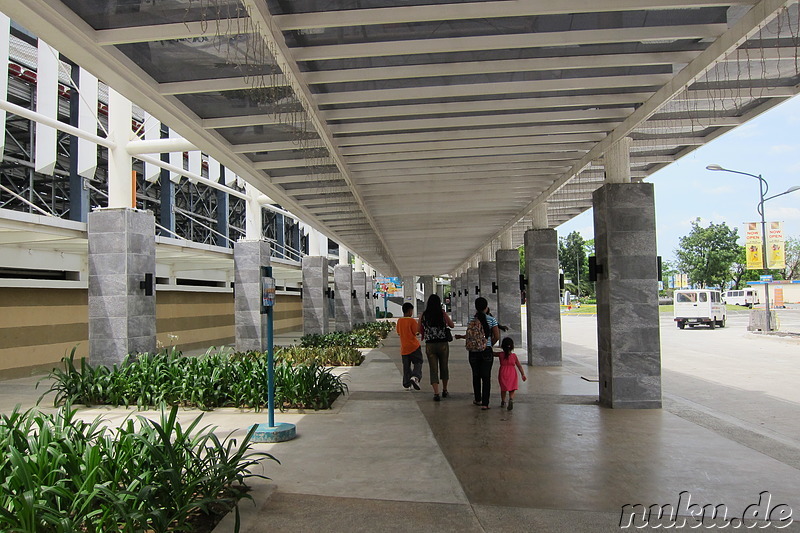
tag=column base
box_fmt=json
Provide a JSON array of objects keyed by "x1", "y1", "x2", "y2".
[{"x1": 250, "y1": 422, "x2": 297, "y2": 443}]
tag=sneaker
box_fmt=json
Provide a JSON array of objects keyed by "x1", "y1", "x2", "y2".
[
  {"x1": 500, "y1": 401, "x2": 505, "y2": 408},
  {"x1": 410, "y1": 377, "x2": 420, "y2": 390},
  {"x1": 507, "y1": 399, "x2": 514, "y2": 411},
  {"x1": 433, "y1": 394, "x2": 441, "y2": 402},
  {"x1": 441, "y1": 390, "x2": 449, "y2": 398}
]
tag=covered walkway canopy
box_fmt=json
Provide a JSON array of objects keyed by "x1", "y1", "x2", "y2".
[{"x1": 7, "y1": 0, "x2": 800, "y2": 276}]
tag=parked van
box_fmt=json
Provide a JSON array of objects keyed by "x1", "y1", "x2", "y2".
[
  {"x1": 673, "y1": 289, "x2": 727, "y2": 329},
  {"x1": 722, "y1": 288, "x2": 759, "y2": 308}
]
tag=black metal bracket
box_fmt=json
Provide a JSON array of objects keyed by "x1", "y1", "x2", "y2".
[
  {"x1": 139, "y1": 273, "x2": 154, "y2": 296},
  {"x1": 588, "y1": 256, "x2": 603, "y2": 282},
  {"x1": 475, "y1": 285, "x2": 480, "y2": 295},
  {"x1": 491, "y1": 281, "x2": 498, "y2": 293},
  {"x1": 519, "y1": 274, "x2": 527, "y2": 292}
]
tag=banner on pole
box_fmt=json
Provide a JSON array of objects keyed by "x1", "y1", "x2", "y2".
[
  {"x1": 744, "y1": 222, "x2": 762, "y2": 270},
  {"x1": 767, "y1": 221, "x2": 785, "y2": 270}
]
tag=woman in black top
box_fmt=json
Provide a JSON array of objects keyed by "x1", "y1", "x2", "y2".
[{"x1": 418, "y1": 294, "x2": 455, "y2": 402}]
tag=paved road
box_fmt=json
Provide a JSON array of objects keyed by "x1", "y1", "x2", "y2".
[{"x1": 559, "y1": 311, "x2": 800, "y2": 452}]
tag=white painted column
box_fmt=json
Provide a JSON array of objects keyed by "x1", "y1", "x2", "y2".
[
  {"x1": 354, "y1": 256, "x2": 364, "y2": 272},
  {"x1": 604, "y1": 137, "x2": 633, "y2": 184},
  {"x1": 307, "y1": 227, "x2": 320, "y2": 256},
  {"x1": 245, "y1": 184, "x2": 262, "y2": 240},
  {"x1": 501, "y1": 229, "x2": 513, "y2": 250},
  {"x1": 531, "y1": 203, "x2": 549, "y2": 230},
  {"x1": 107, "y1": 89, "x2": 133, "y2": 208},
  {"x1": 339, "y1": 245, "x2": 349, "y2": 265}
]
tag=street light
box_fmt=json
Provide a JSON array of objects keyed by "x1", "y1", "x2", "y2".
[{"x1": 706, "y1": 165, "x2": 800, "y2": 331}]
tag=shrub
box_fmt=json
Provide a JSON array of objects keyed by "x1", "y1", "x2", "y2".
[
  {"x1": 42, "y1": 348, "x2": 348, "y2": 412},
  {"x1": 299, "y1": 322, "x2": 392, "y2": 349},
  {"x1": 274, "y1": 345, "x2": 363, "y2": 366},
  {"x1": 0, "y1": 405, "x2": 274, "y2": 532}
]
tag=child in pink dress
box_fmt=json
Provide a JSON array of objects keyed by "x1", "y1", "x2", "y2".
[{"x1": 495, "y1": 337, "x2": 526, "y2": 411}]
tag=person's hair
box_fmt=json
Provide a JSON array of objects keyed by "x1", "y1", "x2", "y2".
[
  {"x1": 402, "y1": 302, "x2": 414, "y2": 315},
  {"x1": 474, "y1": 297, "x2": 490, "y2": 340},
  {"x1": 422, "y1": 294, "x2": 445, "y2": 327},
  {"x1": 500, "y1": 337, "x2": 514, "y2": 359}
]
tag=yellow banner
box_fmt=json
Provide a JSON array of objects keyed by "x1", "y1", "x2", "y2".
[
  {"x1": 767, "y1": 221, "x2": 785, "y2": 270},
  {"x1": 745, "y1": 222, "x2": 762, "y2": 270}
]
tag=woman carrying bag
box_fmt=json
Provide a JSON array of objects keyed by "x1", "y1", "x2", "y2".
[
  {"x1": 418, "y1": 294, "x2": 455, "y2": 402},
  {"x1": 465, "y1": 297, "x2": 501, "y2": 410}
]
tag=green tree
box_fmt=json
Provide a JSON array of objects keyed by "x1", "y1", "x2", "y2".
[
  {"x1": 675, "y1": 218, "x2": 740, "y2": 288},
  {"x1": 559, "y1": 232, "x2": 593, "y2": 297},
  {"x1": 784, "y1": 237, "x2": 800, "y2": 280}
]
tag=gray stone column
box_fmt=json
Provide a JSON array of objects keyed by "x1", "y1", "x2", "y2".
[
  {"x1": 525, "y1": 229, "x2": 562, "y2": 366},
  {"x1": 302, "y1": 255, "x2": 329, "y2": 335},
  {"x1": 452, "y1": 276, "x2": 461, "y2": 323},
  {"x1": 402, "y1": 276, "x2": 417, "y2": 310},
  {"x1": 460, "y1": 272, "x2": 469, "y2": 323},
  {"x1": 366, "y1": 275, "x2": 376, "y2": 322},
  {"x1": 334, "y1": 265, "x2": 354, "y2": 331},
  {"x1": 420, "y1": 275, "x2": 435, "y2": 306},
  {"x1": 234, "y1": 240, "x2": 271, "y2": 352},
  {"x1": 496, "y1": 249, "x2": 521, "y2": 347},
  {"x1": 466, "y1": 267, "x2": 479, "y2": 319},
  {"x1": 352, "y1": 270, "x2": 367, "y2": 325},
  {"x1": 593, "y1": 182, "x2": 661, "y2": 409},
  {"x1": 88, "y1": 208, "x2": 156, "y2": 366},
  {"x1": 479, "y1": 261, "x2": 498, "y2": 318}
]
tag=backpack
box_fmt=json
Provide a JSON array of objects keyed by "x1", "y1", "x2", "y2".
[{"x1": 465, "y1": 318, "x2": 487, "y2": 351}]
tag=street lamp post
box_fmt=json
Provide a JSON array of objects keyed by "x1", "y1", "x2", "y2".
[{"x1": 706, "y1": 165, "x2": 800, "y2": 332}]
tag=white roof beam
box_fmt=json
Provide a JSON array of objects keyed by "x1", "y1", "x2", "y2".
[
  {"x1": 345, "y1": 143, "x2": 595, "y2": 165},
  {"x1": 283, "y1": 186, "x2": 352, "y2": 195},
  {"x1": 158, "y1": 77, "x2": 260, "y2": 96},
  {"x1": 294, "y1": 25, "x2": 727, "y2": 62},
  {"x1": 253, "y1": 159, "x2": 328, "y2": 170},
  {"x1": 353, "y1": 162, "x2": 573, "y2": 178},
  {"x1": 275, "y1": 0, "x2": 755, "y2": 30},
  {"x1": 354, "y1": 168, "x2": 568, "y2": 185},
  {"x1": 316, "y1": 74, "x2": 673, "y2": 106},
  {"x1": 350, "y1": 153, "x2": 583, "y2": 172},
  {"x1": 331, "y1": 108, "x2": 632, "y2": 135},
  {"x1": 95, "y1": 19, "x2": 240, "y2": 45},
  {"x1": 341, "y1": 132, "x2": 608, "y2": 156},
  {"x1": 336, "y1": 122, "x2": 621, "y2": 147},
  {"x1": 307, "y1": 52, "x2": 701, "y2": 85},
  {"x1": 231, "y1": 139, "x2": 325, "y2": 153},
  {"x1": 324, "y1": 93, "x2": 652, "y2": 121}
]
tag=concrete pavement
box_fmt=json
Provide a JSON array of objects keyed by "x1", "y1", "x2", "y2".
[{"x1": 2, "y1": 316, "x2": 800, "y2": 532}]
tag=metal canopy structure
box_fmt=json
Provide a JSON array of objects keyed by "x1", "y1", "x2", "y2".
[{"x1": 7, "y1": 0, "x2": 800, "y2": 276}]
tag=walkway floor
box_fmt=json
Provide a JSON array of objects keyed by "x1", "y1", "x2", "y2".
[{"x1": 4, "y1": 316, "x2": 800, "y2": 532}]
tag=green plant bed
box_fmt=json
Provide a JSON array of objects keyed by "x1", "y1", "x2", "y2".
[
  {"x1": 299, "y1": 322, "x2": 394, "y2": 349},
  {"x1": 274, "y1": 345, "x2": 364, "y2": 366},
  {"x1": 42, "y1": 348, "x2": 348, "y2": 412},
  {"x1": 0, "y1": 405, "x2": 273, "y2": 533}
]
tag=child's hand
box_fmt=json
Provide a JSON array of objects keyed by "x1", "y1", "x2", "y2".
[{"x1": 522, "y1": 375, "x2": 527, "y2": 381}]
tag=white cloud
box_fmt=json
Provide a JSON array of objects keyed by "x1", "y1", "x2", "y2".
[
  {"x1": 731, "y1": 123, "x2": 761, "y2": 139},
  {"x1": 769, "y1": 144, "x2": 799, "y2": 154},
  {"x1": 768, "y1": 206, "x2": 800, "y2": 221}
]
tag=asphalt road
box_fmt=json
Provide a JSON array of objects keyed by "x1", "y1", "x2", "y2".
[{"x1": 559, "y1": 309, "x2": 800, "y2": 448}]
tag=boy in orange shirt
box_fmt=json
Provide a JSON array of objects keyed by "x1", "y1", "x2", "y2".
[{"x1": 396, "y1": 302, "x2": 422, "y2": 390}]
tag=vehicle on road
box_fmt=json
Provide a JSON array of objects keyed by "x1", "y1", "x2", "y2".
[
  {"x1": 722, "y1": 289, "x2": 759, "y2": 308},
  {"x1": 674, "y1": 289, "x2": 727, "y2": 329}
]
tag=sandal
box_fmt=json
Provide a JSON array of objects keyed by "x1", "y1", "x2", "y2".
[
  {"x1": 481, "y1": 406, "x2": 490, "y2": 410},
  {"x1": 473, "y1": 401, "x2": 481, "y2": 406}
]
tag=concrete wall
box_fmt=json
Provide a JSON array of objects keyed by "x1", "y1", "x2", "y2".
[{"x1": 0, "y1": 287, "x2": 302, "y2": 376}]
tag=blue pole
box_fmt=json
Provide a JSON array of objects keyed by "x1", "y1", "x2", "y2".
[{"x1": 267, "y1": 269, "x2": 275, "y2": 428}]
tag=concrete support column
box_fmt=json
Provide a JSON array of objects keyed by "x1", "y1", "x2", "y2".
[
  {"x1": 496, "y1": 249, "x2": 521, "y2": 347},
  {"x1": 525, "y1": 228, "x2": 562, "y2": 366},
  {"x1": 107, "y1": 89, "x2": 133, "y2": 208},
  {"x1": 335, "y1": 265, "x2": 354, "y2": 331},
  {"x1": 420, "y1": 275, "x2": 435, "y2": 306},
  {"x1": 479, "y1": 261, "x2": 497, "y2": 317},
  {"x1": 604, "y1": 137, "x2": 633, "y2": 184},
  {"x1": 302, "y1": 255, "x2": 329, "y2": 335},
  {"x1": 466, "y1": 267, "x2": 479, "y2": 319},
  {"x1": 352, "y1": 270, "x2": 367, "y2": 325},
  {"x1": 366, "y1": 275, "x2": 376, "y2": 322},
  {"x1": 339, "y1": 245, "x2": 349, "y2": 265},
  {"x1": 88, "y1": 208, "x2": 156, "y2": 366},
  {"x1": 234, "y1": 240, "x2": 270, "y2": 352},
  {"x1": 450, "y1": 274, "x2": 463, "y2": 322},
  {"x1": 244, "y1": 185, "x2": 262, "y2": 241},
  {"x1": 460, "y1": 272, "x2": 469, "y2": 322},
  {"x1": 593, "y1": 182, "x2": 661, "y2": 408}
]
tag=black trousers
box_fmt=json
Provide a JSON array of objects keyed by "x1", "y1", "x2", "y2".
[{"x1": 468, "y1": 348, "x2": 494, "y2": 406}]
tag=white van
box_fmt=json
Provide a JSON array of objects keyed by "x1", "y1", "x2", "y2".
[
  {"x1": 673, "y1": 289, "x2": 727, "y2": 329},
  {"x1": 722, "y1": 288, "x2": 759, "y2": 308}
]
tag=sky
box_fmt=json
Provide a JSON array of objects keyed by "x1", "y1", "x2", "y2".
[{"x1": 556, "y1": 95, "x2": 800, "y2": 263}]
